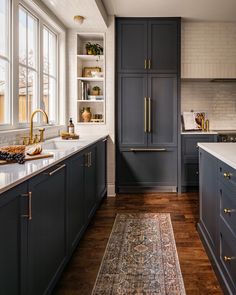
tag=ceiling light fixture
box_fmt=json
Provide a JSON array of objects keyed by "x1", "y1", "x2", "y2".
[{"x1": 73, "y1": 15, "x2": 85, "y2": 25}]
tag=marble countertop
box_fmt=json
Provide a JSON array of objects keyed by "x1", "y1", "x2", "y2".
[
  {"x1": 0, "y1": 134, "x2": 108, "y2": 194},
  {"x1": 198, "y1": 142, "x2": 236, "y2": 169},
  {"x1": 181, "y1": 131, "x2": 218, "y2": 135}
]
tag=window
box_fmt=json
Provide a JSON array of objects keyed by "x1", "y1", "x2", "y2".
[
  {"x1": 19, "y1": 6, "x2": 38, "y2": 123},
  {"x1": 0, "y1": 0, "x2": 10, "y2": 125},
  {"x1": 43, "y1": 26, "x2": 57, "y2": 123}
]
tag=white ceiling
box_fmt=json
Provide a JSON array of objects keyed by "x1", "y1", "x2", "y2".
[{"x1": 43, "y1": 0, "x2": 236, "y2": 30}]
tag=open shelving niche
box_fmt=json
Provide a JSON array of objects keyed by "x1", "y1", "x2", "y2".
[{"x1": 76, "y1": 33, "x2": 105, "y2": 124}]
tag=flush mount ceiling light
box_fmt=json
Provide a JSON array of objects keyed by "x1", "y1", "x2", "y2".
[{"x1": 73, "y1": 15, "x2": 85, "y2": 25}]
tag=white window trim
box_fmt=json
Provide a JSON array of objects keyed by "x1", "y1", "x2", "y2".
[{"x1": 0, "y1": 0, "x2": 66, "y2": 133}]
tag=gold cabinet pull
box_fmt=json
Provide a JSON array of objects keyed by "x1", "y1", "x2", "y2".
[
  {"x1": 21, "y1": 192, "x2": 32, "y2": 220},
  {"x1": 144, "y1": 59, "x2": 147, "y2": 69},
  {"x1": 223, "y1": 172, "x2": 232, "y2": 179},
  {"x1": 148, "y1": 97, "x2": 151, "y2": 133},
  {"x1": 144, "y1": 97, "x2": 147, "y2": 132},
  {"x1": 148, "y1": 59, "x2": 151, "y2": 69},
  {"x1": 130, "y1": 148, "x2": 166, "y2": 152},
  {"x1": 224, "y1": 255, "x2": 234, "y2": 262},
  {"x1": 89, "y1": 152, "x2": 92, "y2": 167},
  {"x1": 223, "y1": 208, "x2": 234, "y2": 214},
  {"x1": 48, "y1": 164, "x2": 66, "y2": 176}
]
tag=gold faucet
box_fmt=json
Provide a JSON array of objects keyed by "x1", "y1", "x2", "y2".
[{"x1": 30, "y1": 109, "x2": 49, "y2": 144}]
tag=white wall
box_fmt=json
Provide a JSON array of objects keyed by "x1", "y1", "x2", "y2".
[{"x1": 67, "y1": 16, "x2": 116, "y2": 196}]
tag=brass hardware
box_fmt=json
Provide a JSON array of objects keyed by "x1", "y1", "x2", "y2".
[
  {"x1": 205, "y1": 119, "x2": 210, "y2": 132},
  {"x1": 47, "y1": 164, "x2": 66, "y2": 176},
  {"x1": 201, "y1": 118, "x2": 205, "y2": 131},
  {"x1": 130, "y1": 148, "x2": 167, "y2": 152},
  {"x1": 30, "y1": 109, "x2": 49, "y2": 145},
  {"x1": 148, "y1": 97, "x2": 151, "y2": 133},
  {"x1": 224, "y1": 255, "x2": 233, "y2": 262},
  {"x1": 34, "y1": 134, "x2": 39, "y2": 143},
  {"x1": 144, "y1": 97, "x2": 147, "y2": 132},
  {"x1": 90, "y1": 152, "x2": 92, "y2": 167},
  {"x1": 85, "y1": 153, "x2": 89, "y2": 167},
  {"x1": 144, "y1": 59, "x2": 147, "y2": 69},
  {"x1": 223, "y1": 172, "x2": 231, "y2": 179},
  {"x1": 22, "y1": 136, "x2": 30, "y2": 145},
  {"x1": 21, "y1": 192, "x2": 32, "y2": 220},
  {"x1": 38, "y1": 128, "x2": 46, "y2": 142},
  {"x1": 223, "y1": 208, "x2": 234, "y2": 214},
  {"x1": 148, "y1": 59, "x2": 151, "y2": 69}
]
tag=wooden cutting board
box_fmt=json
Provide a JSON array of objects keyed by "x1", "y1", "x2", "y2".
[{"x1": 0, "y1": 153, "x2": 53, "y2": 165}]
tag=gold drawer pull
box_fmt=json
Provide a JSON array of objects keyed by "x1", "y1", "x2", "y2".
[
  {"x1": 144, "y1": 59, "x2": 147, "y2": 69},
  {"x1": 48, "y1": 164, "x2": 66, "y2": 176},
  {"x1": 224, "y1": 256, "x2": 234, "y2": 262},
  {"x1": 223, "y1": 172, "x2": 232, "y2": 179},
  {"x1": 223, "y1": 208, "x2": 234, "y2": 214},
  {"x1": 130, "y1": 148, "x2": 166, "y2": 152},
  {"x1": 21, "y1": 192, "x2": 32, "y2": 220}
]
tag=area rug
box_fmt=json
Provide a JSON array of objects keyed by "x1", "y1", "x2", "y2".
[{"x1": 92, "y1": 213, "x2": 186, "y2": 295}]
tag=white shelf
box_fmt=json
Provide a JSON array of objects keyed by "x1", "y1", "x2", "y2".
[
  {"x1": 77, "y1": 77, "x2": 104, "y2": 82},
  {"x1": 76, "y1": 122, "x2": 105, "y2": 125},
  {"x1": 77, "y1": 54, "x2": 104, "y2": 61},
  {"x1": 77, "y1": 100, "x2": 104, "y2": 102}
]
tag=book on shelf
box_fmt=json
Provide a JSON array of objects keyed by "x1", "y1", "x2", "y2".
[
  {"x1": 80, "y1": 81, "x2": 89, "y2": 100},
  {"x1": 87, "y1": 95, "x2": 103, "y2": 101}
]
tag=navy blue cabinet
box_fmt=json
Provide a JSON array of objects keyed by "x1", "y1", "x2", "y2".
[
  {"x1": 96, "y1": 138, "x2": 107, "y2": 202},
  {"x1": 116, "y1": 18, "x2": 180, "y2": 192},
  {"x1": 0, "y1": 183, "x2": 27, "y2": 295},
  {"x1": 181, "y1": 134, "x2": 217, "y2": 191},
  {"x1": 26, "y1": 163, "x2": 67, "y2": 295},
  {"x1": 198, "y1": 149, "x2": 236, "y2": 294}
]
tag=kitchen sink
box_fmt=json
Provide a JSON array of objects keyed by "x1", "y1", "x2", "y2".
[{"x1": 42, "y1": 139, "x2": 81, "y2": 150}]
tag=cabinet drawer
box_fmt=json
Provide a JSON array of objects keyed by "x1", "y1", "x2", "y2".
[
  {"x1": 182, "y1": 135, "x2": 216, "y2": 157},
  {"x1": 117, "y1": 148, "x2": 177, "y2": 188},
  {"x1": 219, "y1": 161, "x2": 236, "y2": 192},
  {"x1": 220, "y1": 218, "x2": 236, "y2": 291},
  {"x1": 219, "y1": 183, "x2": 236, "y2": 237}
]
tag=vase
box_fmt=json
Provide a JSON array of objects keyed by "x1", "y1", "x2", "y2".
[{"x1": 81, "y1": 107, "x2": 92, "y2": 122}]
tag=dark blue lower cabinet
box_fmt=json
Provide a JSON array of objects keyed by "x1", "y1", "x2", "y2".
[
  {"x1": 96, "y1": 139, "x2": 107, "y2": 202},
  {"x1": 67, "y1": 153, "x2": 85, "y2": 252},
  {"x1": 0, "y1": 183, "x2": 27, "y2": 295},
  {"x1": 25, "y1": 163, "x2": 67, "y2": 295}
]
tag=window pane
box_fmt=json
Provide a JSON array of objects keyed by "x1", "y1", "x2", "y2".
[
  {"x1": 43, "y1": 74, "x2": 49, "y2": 115},
  {"x1": 28, "y1": 15, "x2": 37, "y2": 68},
  {"x1": 43, "y1": 28, "x2": 48, "y2": 73},
  {"x1": 0, "y1": 58, "x2": 9, "y2": 124},
  {"x1": 19, "y1": 66, "x2": 27, "y2": 123},
  {"x1": 19, "y1": 8, "x2": 27, "y2": 65},
  {"x1": 49, "y1": 31, "x2": 56, "y2": 76},
  {"x1": 0, "y1": 0, "x2": 8, "y2": 57},
  {"x1": 49, "y1": 77, "x2": 56, "y2": 122}
]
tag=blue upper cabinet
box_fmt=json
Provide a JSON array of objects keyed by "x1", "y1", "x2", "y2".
[{"x1": 117, "y1": 18, "x2": 180, "y2": 74}]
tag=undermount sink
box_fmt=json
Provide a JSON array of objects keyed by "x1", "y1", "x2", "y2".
[{"x1": 42, "y1": 139, "x2": 81, "y2": 150}]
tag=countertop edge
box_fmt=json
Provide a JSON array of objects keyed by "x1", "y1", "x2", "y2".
[{"x1": 0, "y1": 135, "x2": 108, "y2": 195}]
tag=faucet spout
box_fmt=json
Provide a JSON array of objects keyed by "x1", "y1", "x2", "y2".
[{"x1": 30, "y1": 109, "x2": 49, "y2": 144}]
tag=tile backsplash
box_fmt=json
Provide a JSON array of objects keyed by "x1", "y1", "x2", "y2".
[{"x1": 181, "y1": 81, "x2": 236, "y2": 130}]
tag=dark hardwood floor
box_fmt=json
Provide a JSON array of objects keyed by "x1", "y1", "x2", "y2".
[{"x1": 53, "y1": 193, "x2": 222, "y2": 295}]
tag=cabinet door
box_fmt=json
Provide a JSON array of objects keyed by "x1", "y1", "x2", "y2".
[
  {"x1": 68, "y1": 154, "x2": 85, "y2": 252},
  {"x1": 85, "y1": 147, "x2": 97, "y2": 221},
  {"x1": 0, "y1": 184, "x2": 27, "y2": 295},
  {"x1": 27, "y1": 163, "x2": 67, "y2": 295},
  {"x1": 117, "y1": 148, "x2": 177, "y2": 192},
  {"x1": 199, "y1": 149, "x2": 218, "y2": 251},
  {"x1": 117, "y1": 19, "x2": 147, "y2": 73},
  {"x1": 97, "y1": 139, "x2": 107, "y2": 202},
  {"x1": 118, "y1": 74, "x2": 148, "y2": 147},
  {"x1": 148, "y1": 20, "x2": 179, "y2": 73},
  {"x1": 147, "y1": 75, "x2": 177, "y2": 146}
]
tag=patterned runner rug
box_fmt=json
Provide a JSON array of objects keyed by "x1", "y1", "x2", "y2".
[{"x1": 92, "y1": 213, "x2": 186, "y2": 295}]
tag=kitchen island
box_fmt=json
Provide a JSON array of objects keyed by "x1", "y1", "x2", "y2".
[{"x1": 198, "y1": 142, "x2": 236, "y2": 295}]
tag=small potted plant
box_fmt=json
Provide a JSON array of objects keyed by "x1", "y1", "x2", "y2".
[
  {"x1": 85, "y1": 42, "x2": 103, "y2": 55},
  {"x1": 92, "y1": 86, "x2": 101, "y2": 95}
]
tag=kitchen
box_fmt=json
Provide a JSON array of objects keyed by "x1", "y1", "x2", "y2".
[{"x1": 0, "y1": 0, "x2": 236, "y2": 294}]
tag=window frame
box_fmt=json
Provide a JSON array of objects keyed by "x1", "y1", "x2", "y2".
[
  {"x1": 0, "y1": 0, "x2": 65, "y2": 131},
  {"x1": 0, "y1": 0, "x2": 12, "y2": 128}
]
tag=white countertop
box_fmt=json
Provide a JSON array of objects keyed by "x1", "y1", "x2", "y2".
[
  {"x1": 181, "y1": 131, "x2": 218, "y2": 135},
  {"x1": 198, "y1": 142, "x2": 236, "y2": 169},
  {"x1": 0, "y1": 134, "x2": 108, "y2": 194}
]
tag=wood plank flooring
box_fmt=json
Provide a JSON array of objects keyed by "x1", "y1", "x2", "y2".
[{"x1": 53, "y1": 193, "x2": 223, "y2": 295}]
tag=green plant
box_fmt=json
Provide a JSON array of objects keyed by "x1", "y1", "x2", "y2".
[
  {"x1": 92, "y1": 86, "x2": 101, "y2": 91},
  {"x1": 85, "y1": 42, "x2": 103, "y2": 55}
]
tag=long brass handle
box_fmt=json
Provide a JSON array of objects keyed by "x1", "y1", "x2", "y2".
[
  {"x1": 144, "y1": 59, "x2": 147, "y2": 69},
  {"x1": 48, "y1": 164, "x2": 66, "y2": 176},
  {"x1": 85, "y1": 153, "x2": 89, "y2": 167},
  {"x1": 89, "y1": 152, "x2": 92, "y2": 167},
  {"x1": 148, "y1": 59, "x2": 151, "y2": 69},
  {"x1": 130, "y1": 148, "x2": 167, "y2": 152},
  {"x1": 21, "y1": 192, "x2": 32, "y2": 220},
  {"x1": 144, "y1": 97, "x2": 147, "y2": 132},
  {"x1": 148, "y1": 97, "x2": 151, "y2": 133}
]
